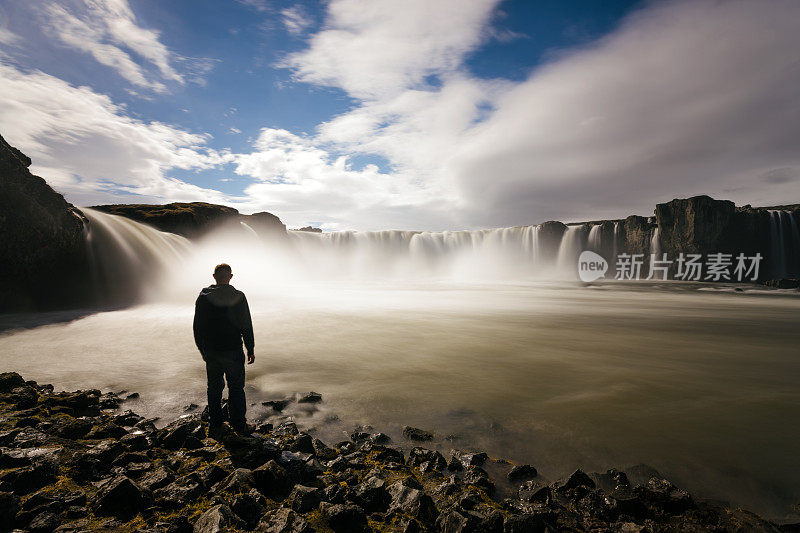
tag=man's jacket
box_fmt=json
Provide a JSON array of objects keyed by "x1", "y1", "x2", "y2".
[{"x1": 193, "y1": 284, "x2": 254, "y2": 356}]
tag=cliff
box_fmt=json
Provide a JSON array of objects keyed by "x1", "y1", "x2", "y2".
[
  {"x1": 0, "y1": 135, "x2": 89, "y2": 312},
  {"x1": 91, "y1": 204, "x2": 287, "y2": 239}
]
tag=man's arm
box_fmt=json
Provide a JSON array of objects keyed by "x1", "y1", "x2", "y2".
[
  {"x1": 193, "y1": 296, "x2": 209, "y2": 360},
  {"x1": 237, "y1": 294, "x2": 255, "y2": 363}
]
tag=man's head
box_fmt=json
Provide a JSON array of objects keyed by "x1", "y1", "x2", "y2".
[{"x1": 213, "y1": 263, "x2": 233, "y2": 284}]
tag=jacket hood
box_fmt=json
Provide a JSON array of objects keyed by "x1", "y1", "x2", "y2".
[{"x1": 198, "y1": 284, "x2": 244, "y2": 307}]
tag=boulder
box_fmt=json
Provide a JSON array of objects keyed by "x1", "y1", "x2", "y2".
[
  {"x1": 90, "y1": 475, "x2": 151, "y2": 520},
  {"x1": 288, "y1": 485, "x2": 322, "y2": 513},
  {"x1": 193, "y1": 504, "x2": 242, "y2": 533},
  {"x1": 321, "y1": 502, "x2": 369, "y2": 532},
  {"x1": 257, "y1": 507, "x2": 313, "y2": 532}
]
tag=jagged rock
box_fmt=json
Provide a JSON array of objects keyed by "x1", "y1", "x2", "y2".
[
  {"x1": 518, "y1": 480, "x2": 551, "y2": 504},
  {"x1": 218, "y1": 467, "x2": 256, "y2": 495},
  {"x1": 257, "y1": 507, "x2": 313, "y2": 532},
  {"x1": 537, "y1": 221, "x2": 569, "y2": 261},
  {"x1": 349, "y1": 475, "x2": 390, "y2": 512},
  {"x1": 91, "y1": 475, "x2": 151, "y2": 520},
  {"x1": 0, "y1": 372, "x2": 26, "y2": 393},
  {"x1": 402, "y1": 426, "x2": 433, "y2": 442},
  {"x1": 507, "y1": 464, "x2": 537, "y2": 482},
  {"x1": 559, "y1": 469, "x2": 596, "y2": 492},
  {"x1": 154, "y1": 474, "x2": 203, "y2": 509},
  {"x1": 0, "y1": 459, "x2": 56, "y2": 495},
  {"x1": 262, "y1": 399, "x2": 291, "y2": 412},
  {"x1": 140, "y1": 466, "x2": 175, "y2": 492},
  {"x1": 636, "y1": 477, "x2": 694, "y2": 514},
  {"x1": 157, "y1": 416, "x2": 204, "y2": 450},
  {"x1": 387, "y1": 479, "x2": 438, "y2": 525},
  {"x1": 194, "y1": 504, "x2": 242, "y2": 533},
  {"x1": 408, "y1": 447, "x2": 447, "y2": 471},
  {"x1": 288, "y1": 485, "x2": 322, "y2": 513},
  {"x1": 322, "y1": 502, "x2": 369, "y2": 532},
  {"x1": 232, "y1": 488, "x2": 267, "y2": 528},
  {"x1": 0, "y1": 491, "x2": 20, "y2": 523},
  {"x1": 253, "y1": 459, "x2": 291, "y2": 498},
  {"x1": 297, "y1": 392, "x2": 322, "y2": 404},
  {"x1": 2, "y1": 385, "x2": 39, "y2": 409},
  {"x1": 463, "y1": 466, "x2": 494, "y2": 495},
  {"x1": 455, "y1": 451, "x2": 488, "y2": 467},
  {"x1": 85, "y1": 422, "x2": 127, "y2": 440},
  {"x1": 51, "y1": 417, "x2": 94, "y2": 439}
]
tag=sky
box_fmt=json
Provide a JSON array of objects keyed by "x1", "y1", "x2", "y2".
[{"x1": 0, "y1": 0, "x2": 799, "y2": 231}]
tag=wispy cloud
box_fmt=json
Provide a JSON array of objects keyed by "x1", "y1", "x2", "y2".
[
  {"x1": 281, "y1": 6, "x2": 313, "y2": 36},
  {"x1": 38, "y1": 0, "x2": 189, "y2": 93},
  {"x1": 0, "y1": 61, "x2": 233, "y2": 205}
]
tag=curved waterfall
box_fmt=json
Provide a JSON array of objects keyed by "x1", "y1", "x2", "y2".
[
  {"x1": 76, "y1": 208, "x2": 800, "y2": 299},
  {"x1": 81, "y1": 208, "x2": 192, "y2": 304}
]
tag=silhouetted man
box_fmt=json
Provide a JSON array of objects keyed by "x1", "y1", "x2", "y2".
[{"x1": 193, "y1": 263, "x2": 255, "y2": 434}]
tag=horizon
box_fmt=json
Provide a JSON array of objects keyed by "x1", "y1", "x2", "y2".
[{"x1": 2, "y1": 0, "x2": 800, "y2": 231}]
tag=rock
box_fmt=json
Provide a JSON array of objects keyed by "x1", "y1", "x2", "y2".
[
  {"x1": 455, "y1": 451, "x2": 488, "y2": 467},
  {"x1": 349, "y1": 476, "x2": 390, "y2": 512},
  {"x1": 537, "y1": 221, "x2": 569, "y2": 262},
  {"x1": 154, "y1": 474, "x2": 203, "y2": 509},
  {"x1": 253, "y1": 460, "x2": 291, "y2": 498},
  {"x1": 387, "y1": 479, "x2": 438, "y2": 525},
  {"x1": 262, "y1": 399, "x2": 291, "y2": 411},
  {"x1": 408, "y1": 447, "x2": 446, "y2": 470},
  {"x1": 232, "y1": 488, "x2": 267, "y2": 529},
  {"x1": 3, "y1": 385, "x2": 39, "y2": 409},
  {"x1": 507, "y1": 464, "x2": 538, "y2": 482},
  {"x1": 0, "y1": 372, "x2": 26, "y2": 393},
  {"x1": 0, "y1": 491, "x2": 20, "y2": 523},
  {"x1": 139, "y1": 466, "x2": 175, "y2": 491},
  {"x1": 51, "y1": 417, "x2": 94, "y2": 439},
  {"x1": 258, "y1": 507, "x2": 313, "y2": 532},
  {"x1": 0, "y1": 135, "x2": 90, "y2": 312},
  {"x1": 402, "y1": 426, "x2": 433, "y2": 442},
  {"x1": 91, "y1": 475, "x2": 151, "y2": 520},
  {"x1": 463, "y1": 466, "x2": 495, "y2": 495},
  {"x1": 291, "y1": 433, "x2": 315, "y2": 454},
  {"x1": 1, "y1": 459, "x2": 56, "y2": 495},
  {"x1": 193, "y1": 504, "x2": 241, "y2": 533},
  {"x1": 157, "y1": 416, "x2": 204, "y2": 450},
  {"x1": 288, "y1": 485, "x2": 323, "y2": 513},
  {"x1": 218, "y1": 468, "x2": 256, "y2": 495},
  {"x1": 198, "y1": 462, "x2": 231, "y2": 488},
  {"x1": 636, "y1": 477, "x2": 693, "y2": 513},
  {"x1": 29, "y1": 510, "x2": 61, "y2": 532},
  {"x1": 322, "y1": 502, "x2": 369, "y2": 532},
  {"x1": 559, "y1": 469, "x2": 596, "y2": 492},
  {"x1": 297, "y1": 392, "x2": 322, "y2": 404},
  {"x1": 518, "y1": 481, "x2": 551, "y2": 504},
  {"x1": 85, "y1": 422, "x2": 127, "y2": 440},
  {"x1": 293, "y1": 226, "x2": 322, "y2": 233}
]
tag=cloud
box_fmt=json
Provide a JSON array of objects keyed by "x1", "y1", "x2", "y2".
[
  {"x1": 281, "y1": 6, "x2": 313, "y2": 36},
  {"x1": 0, "y1": 27, "x2": 20, "y2": 46},
  {"x1": 253, "y1": 0, "x2": 800, "y2": 229},
  {"x1": 39, "y1": 0, "x2": 186, "y2": 92},
  {"x1": 282, "y1": 0, "x2": 499, "y2": 100},
  {"x1": 0, "y1": 61, "x2": 233, "y2": 205}
]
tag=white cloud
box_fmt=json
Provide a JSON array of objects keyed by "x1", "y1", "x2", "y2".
[
  {"x1": 281, "y1": 6, "x2": 313, "y2": 36},
  {"x1": 245, "y1": 0, "x2": 800, "y2": 229},
  {"x1": 0, "y1": 27, "x2": 20, "y2": 46},
  {"x1": 282, "y1": 0, "x2": 499, "y2": 100},
  {"x1": 0, "y1": 61, "x2": 233, "y2": 205},
  {"x1": 40, "y1": 0, "x2": 186, "y2": 93}
]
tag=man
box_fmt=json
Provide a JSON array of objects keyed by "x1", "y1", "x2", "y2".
[{"x1": 193, "y1": 263, "x2": 255, "y2": 434}]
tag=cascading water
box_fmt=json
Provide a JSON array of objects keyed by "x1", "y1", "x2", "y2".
[
  {"x1": 769, "y1": 210, "x2": 788, "y2": 278},
  {"x1": 556, "y1": 225, "x2": 588, "y2": 276},
  {"x1": 768, "y1": 209, "x2": 800, "y2": 279},
  {"x1": 588, "y1": 224, "x2": 602, "y2": 252},
  {"x1": 81, "y1": 208, "x2": 192, "y2": 304}
]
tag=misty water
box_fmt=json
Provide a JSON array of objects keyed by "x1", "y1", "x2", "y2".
[{"x1": 2, "y1": 210, "x2": 799, "y2": 520}]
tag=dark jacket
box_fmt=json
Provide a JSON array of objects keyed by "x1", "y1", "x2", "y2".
[{"x1": 193, "y1": 284, "x2": 254, "y2": 356}]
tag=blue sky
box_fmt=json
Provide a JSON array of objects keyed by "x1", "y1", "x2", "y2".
[{"x1": 0, "y1": 0, "x2": 799, "y2": 230}]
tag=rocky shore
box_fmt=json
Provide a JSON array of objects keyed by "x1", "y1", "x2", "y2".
[{"x1": 0, "y1": 372, "x2": 789, "y2": 533}]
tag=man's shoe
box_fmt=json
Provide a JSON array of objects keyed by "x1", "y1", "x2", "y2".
[
  {"x1": 231, "y1": 422, "x2": 254, "y2": 435},
  {"x1": 208, "y1": 423, "x2": 226, "y2": 439}
]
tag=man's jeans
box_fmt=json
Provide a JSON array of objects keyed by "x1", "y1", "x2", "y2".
[{"x1": 205, "y1": 348, "x2": 246, "y2": 428}]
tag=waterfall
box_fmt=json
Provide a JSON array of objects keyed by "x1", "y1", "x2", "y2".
[
  {"x1": 556, "y1": 225, "x2": 587, "y2": 276},
  {"x1": 650, "y1": 227, "x2": 661, "y2": 257},
  {"x1": 81, "y1": 208, "x2": 192, "y2": 304},
  {"x1": 588, "y1": 224, "x2": 602, "y2": 252},
  {"x1": 769, "y1": 210, "x2": 787, "y2": 278}
]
